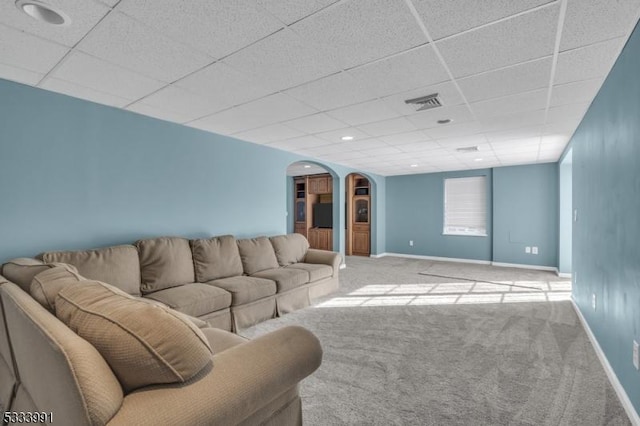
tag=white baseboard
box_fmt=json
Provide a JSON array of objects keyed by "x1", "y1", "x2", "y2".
[
  {"x1": 557, "y1": 272, "x2": 572, "y2": 278},
  {"x1": 369, "y1": 253, "x2": 389, "y2": 259},
  {"x1": 490, "y1": 261, "x2": 557, "y2": 272},
  {"x1": 376, "y1": 252, "x2": 491, "y2": 265},
  {"x1": 571, "y1": 298, "x2": 640, "y2": 425}
]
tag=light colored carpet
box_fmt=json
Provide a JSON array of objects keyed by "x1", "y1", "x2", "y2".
[{"x1": 241, "y1": 256, "x2": 630, "y2": 425}]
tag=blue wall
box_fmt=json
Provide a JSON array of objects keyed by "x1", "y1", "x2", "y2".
[
  {"x1": 493, "y1": 163, "x2": 558, "y2": 267},
  {"x1": 558, "y1": 150, "x2": 573, "y2": 274},
  {"x1": 0, "y1": 79, "x2": 384, "y2": 262},
  {"x1": 571, "y1": 21, "x2": 640, "y2": 412},
  {"x1": 385, "y1": 164, "x2": 559, "y2": 267},
  {"x1": 385, "y1": 169, "x2": 493, "y2": 261}
]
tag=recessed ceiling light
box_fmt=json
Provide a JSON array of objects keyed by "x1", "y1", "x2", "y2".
[
  {"x1": 341, "y1": 136, "x2": 354, "y2": 141},
  {"x1": 303, "y1": 165, "x2": 311, "y2": 168},
  {"x1": 437, "y1": 119, "x2": 452, "y2": 125},
  {"x1": 474, "y1": 158, "x2": 483, "y2": 162},
  {"x1": 16, "y1": 0, "x2": 70, "y2": 26},
  {"x1": 410, "y1": 164, "x2": 418, "y2": 168}
]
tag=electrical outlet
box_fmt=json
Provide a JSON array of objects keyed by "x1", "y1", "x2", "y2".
[
  {"x1": 634, "y1": 341, "x2": 639, "y2": 370},
  {"x1": 592, "y1": 294, "x2": 596, "y2": 310},
  {"x1": 525, "y1": 246, "x2": 531, "y2": 253},
  {"x1": 409, "y1": 240, "x2": 414, "y2": 247},
  {"x1": 574, "y1": 209, "x2": 578, "y2": 222},
  {"x1": 532, "y1": 246, "x2": 538, "y2": 255}
]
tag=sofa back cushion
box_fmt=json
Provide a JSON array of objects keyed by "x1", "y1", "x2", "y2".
[
  {"x1": 191, "y1": 235, "x2": 243, "y2": 282},
  {"x1": 41, "y1": 245, "x2": 141, "y2": 296},
  {"x1": 135, "y1": 237, "x2": 195, "y2": 294},
  {"x1": 55, "y1": 280, "x2": 212, "y2": 393},
  {"x1": 270, "y1": 234, "x2": 310, "y2": 266},
  {"x1": 1, "y1": 258, "x2": 53, "y2": 293},
  {"x1": 237, "y1": 237, "x2": 280, "y2": 275},
  {"x1": 30, "y1": 264, "x2": 84, "y2": 313}
]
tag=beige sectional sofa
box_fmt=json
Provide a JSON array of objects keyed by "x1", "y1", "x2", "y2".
[{"x1": 0, "y1": 233, "x2": 340, "y2": 425}]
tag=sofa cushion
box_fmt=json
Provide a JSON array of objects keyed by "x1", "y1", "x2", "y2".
[
  {"x1": 55, "y1": 280, "x2": 212, "y2": 393},
  {"x1": 206, "y1": 276, "x2": 276, "y2": 306},
  {"x1": 144, "y1": 283, "x2": 231, "y2": 318},
  {"x1": 136, "y1": 237, "x2": 195, "y2": 294},
  {"x1": 41, "y1": 245, "x2": 141, "y2": 296},
  {"x1": 269, "y1": 234, "x2": 310, "y2": 266},
  {"x1": 30, "y1": 264, "x2": 84, "y2": 313},
  {"x1": 237, "y1": 237, "x2": 279, "y2": 275},
  {"x1": 1, "y1": 258, "x2": 54, "y2": 293},
  {"x1": 191, "y1": 235, "x2": 243, "y2": 282},
  {"x1": 287, "y1": 263, "x2": 333, "y2": 282},
  {"x1": 252, "y1": 268, "x2": 309, "y2": 293}
]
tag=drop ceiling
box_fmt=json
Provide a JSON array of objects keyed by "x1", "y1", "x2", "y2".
[{"x1": 2, "y1": 0, "x2": 639, "y2": 176}]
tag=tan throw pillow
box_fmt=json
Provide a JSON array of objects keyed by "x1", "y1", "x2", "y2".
[
  {"x1": 191, "y1": 235, "x2": 243, "y2": 282},
  {"x1": 30, "y1": 264, "x2": 84, "y2": 313},
  {"x1": 269, "y1": 234, "x2": 310, "y2": 266},
  {"x1": 237, "y1": 237, "x2": 280, "y2": 275},
  {"x1": 55, "y1": 280, "x2": 212, "y2": 392},
  {"x1": 135, "y1": 237, "x2": 195, "y2": 294}
]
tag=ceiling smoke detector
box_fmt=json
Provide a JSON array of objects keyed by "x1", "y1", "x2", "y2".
[
  {"x1": 404, "y1": 93, "x2": 442, "y2": 111},
  {"x1": 456, "y1": 146, "x2": 480, "y2": 153},
  {"x1": 16, "y1": 0, "x2": 70, "y2": 26}
]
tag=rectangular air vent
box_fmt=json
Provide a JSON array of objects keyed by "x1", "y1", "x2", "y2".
[{"x1": 405, "y1": 93, "x2": 442, "y2": 111}]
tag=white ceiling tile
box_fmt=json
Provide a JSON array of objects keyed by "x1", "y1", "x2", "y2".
[
  {"x1": 405, "y1": 104, "x2": 474, "y2": 130},
  {"x1": 436, "y1": 135, "x2": 489, "y2": 150},
  {"x1": 457, "y1": 57, "x2": 552, "y2": 103},
  {"x1": 233, "y1": 123, "x2": 304, "y2": 144},
  {"x1": 411, "y1": 0, "x2": 554, "y2": 40},
  {"x1": 0, "y1": 24, "x2": 69, "y2": 74},
  {"x1": 423, "y1": 121, "x2": 483, "y2": 140},
  {"x1": 485, "y1": 125, "x2": 544, "y2": 143},
  {"x1": 481, "y1": 109, "x2": 546, "y2": 133},
  {"x1": 546, "y1": 102, "x2": 590, "y2": 124},
  {"x1": 470, "y1": 89, "x2": 548, "y2": 120},
  {"x1": 491, "y1": 137, "x2": 540, "y2": 153},
  {"x1": 304, "y1": 142, "x2": 357, "y2": 155},
  {"x1": 117, "y1": 0, "x2": 282, "y2": 59},
  {"x1": 136, "y1": 85, "x2": 229, "y2": 120},
  {"x1": 283, "y1": 113, "x2": 347, "y2": 134},
  {"x1": 358, "y1": 117, "x2": 418, "y2": 137},
  {"x1": 291, "y1": 0, "x2": 425, "y2": 69},
  {"x1": 327, "y1": 100, "x2": 400, "y2": 126},
  {"x1": 341, "y1": 138, "x2": 388, "y2": 151},
  {"x1": 397, "y1": 140, "x2": 442, "y2": 153},
  {"x1": 188, "y1": 93, "x2": 317, "y2": 135},
  {"x1": 544, "y1": 121, "x2": 578, "y2": 135},
  {"x1": 437, "y1": 5, "x2": 558, "y2": 78},
  {"x1": 350, "y1": 45, "x2": 449, "y2": 98},
  {"x1": 78, "y1": 12, "x2": 213, "y2": 82},
  {"x1": 554, "y1": 38, "x2": 624, "y2": 85},
  {"x1": 95, "y1": 0, "x2": 119, "y2": 6},
  {"x1": 365, "y1": 146, "x2": 404, "y2": 156},
  {"x1": 174, "y1": 61, "x2": 275, "y2": 108},
  {"x1": 320, "y1": 151, "x2": 363, "y2": 161},
  {"x1": 315, "y1": 127, "x2": 370, "y2": 143},
  {"x1": 284, "y1": 71, "x2": 376, "y2": 110},
  {"x1": 380, "y1": 131, "x2": 430, "y2": 146},
  {"x1": 126, "y1": 103, "x2": 194, "y2": 124},
  {"x1": 225, "y1": 28, "x2": 340, "y2": 92},
  {"x1": 0, "y1": 0, "x2": 110, "y2": 47},
  {"x1": 256, "y1": 0, "x2": 339, "y2": 25},
  {"x1": 540, "y1": 134, "x2": 571, "y2": 150},
  {"x1": 379, "y1": 152, "x2": 417, "y2": 161},
  {"x1": 41, "y1": 77, "x2": 131, "y2": 107},
  {"x1": 382, "y1": 81, "x2": 465, "y2": 115},
  {"x1": 50, "y1": 52, "x2": 165, "y2": 100},
  {"x1": 0, "y1": 63, "x2": 43, "y2": 86},
  {"x1": 268, "y1": 135, "x2": 330, "y2": 150},
  {"x1": 537, "y1": 151, "x2": 562, "y2": 162},
  {"x1": 560, "y1": 0, "x2": 640, "y2": 51},
  {"x1": 550, "y1": 78, "x2": 603, "y2": 107}
]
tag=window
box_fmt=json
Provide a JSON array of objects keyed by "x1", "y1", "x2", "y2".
[{"x1": 443, "y1": 176, "x2": 487, "y2": 236}]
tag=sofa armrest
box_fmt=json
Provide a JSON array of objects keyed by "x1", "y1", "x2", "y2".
[
  {"x1": 107, "y1": 325, "x2": 322, "y2": 426},
  {"x1": 304, "y1": 249, "x2": 342, "y2": 275}
]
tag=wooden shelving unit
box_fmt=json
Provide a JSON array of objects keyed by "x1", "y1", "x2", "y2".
[
  {"x1": 293, "y1": 173, "x2": 333, "y2": 250},
  {"x1": 346, "y1": 174, "x2": 371, "y2": 256}
]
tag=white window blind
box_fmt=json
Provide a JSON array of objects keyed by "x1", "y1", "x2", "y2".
[{"x1": 443, "y1": 176, "x2": 487, "y2": 236}]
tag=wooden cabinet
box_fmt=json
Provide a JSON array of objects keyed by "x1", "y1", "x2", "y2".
[
  {"x1": 308, "y1": 175, "x2": 332, "y2": 194},
  {"x1": 294, "y1": 178, "x2": 306, "y2": 237},
  {"x1": 346, "y1": 175, "x2": 371, "y2": 256},
  {"x1": 352, "y1": 229, "x2": 370, "y2": 256},
  {"x1": 308, "y1": 228, "x2": 332, "y2": 251}
]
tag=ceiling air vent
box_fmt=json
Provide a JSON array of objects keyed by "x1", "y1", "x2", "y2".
[
  {"x1": 405, "y1": 93, "x2": 442, "y2": 111},
  {"x1": 456, "y1": 146, "x2": 479, "y2": 153}
]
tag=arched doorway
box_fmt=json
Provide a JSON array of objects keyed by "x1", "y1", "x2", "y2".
[
  {"x1": 345, "y1": 173, "x2": 373, "y2": 256},
  {"x1": 286, "y1": 161, "x2": 340, "y2": 252}
]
